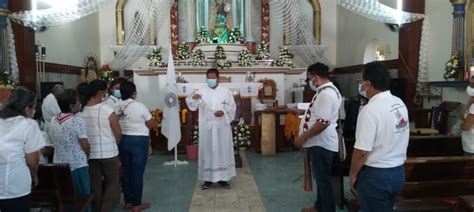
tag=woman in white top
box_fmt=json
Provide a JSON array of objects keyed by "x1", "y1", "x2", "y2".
[
  {"x1": 461, "y1": 77, "x2": 474, "y2": 156},
  {"x1": 116, "y1": 81, "x2": 153, "y2": 211},
  {"x1": 0, "y1": 87, "x2": 45, "y2": 212},
  {"x1": 103, "y1": 77, "x2": 126, "y2": 112},
  {"x1": 77, "y1": 80, "x2": 122, "y2": 212}
]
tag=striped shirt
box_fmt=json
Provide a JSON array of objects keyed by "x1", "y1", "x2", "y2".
[{"x1": 78, "y1": 104, "x2": 119, "y2": 159}]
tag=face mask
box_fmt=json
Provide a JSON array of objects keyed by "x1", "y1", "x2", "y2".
[
  {"x1": 309, "y1": 80, "x2": 318, "y2": 92},
  {"x1": 207, "y1": 79, "x2": 217, "y2": 88},
  {"x1": 358, "y1": 82, "x2": 367, "y2": 98},
  {"x1": 466, "y1": 86, "x2": 474, "y2": 97},
  {"x1": 113, "y1": 89, "x2": 121, "y2": 99}
]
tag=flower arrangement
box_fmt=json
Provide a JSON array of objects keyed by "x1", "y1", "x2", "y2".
[
  {"x1": 256, "y1": 41, "x2": 270, "y2": 60},
  {"x1": 238, "y1": 49, "x2": 252, "y2": 67},
  {"x1": 443, "y1": 55, "x2": 462, "y2": 80},
  {"x1": 233, "y1": 117, "x2": 251, "y2": 148},
  {"x1": 197, "y1": 26, "x2": 211, "y2": 44},
  {"x1": 215, "y1": 45, "x2": 232, "y2": 68},
  {"x1": 99, "y1": 64, "x2": 113, "y2": 81},
  {"x1": 177, "y1": 42, "x2": 191, "y2": 60},
  {"x1": 229, "y1": 27, "x2": 243, "y2": 43},
  {"x1": 192, "y1": 125, "x2": 199, "y2": 144},
  {"x1": 0, "y1": 71, "x2": 15, "y2": 88},
  {"x1": 273, "y1": 47, "x2": 294, "y2": 68},
  {"x1": 192, "y1": 49, "x2": 207, "y2": 66},
  {"x1": 147, "y1": 47, "x2": 163, "y2": 67}
]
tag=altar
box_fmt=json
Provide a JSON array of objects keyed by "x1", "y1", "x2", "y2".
[{"x1": 133, "y1": 67, "x2": 306, "y2": 113}]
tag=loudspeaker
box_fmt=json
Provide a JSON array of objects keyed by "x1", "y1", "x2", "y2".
[
  {"x1": 389, "y1": 79, "x2": 405, "y2": 100},
  {"x1": 40, "y1": 82, "x2": 63, "y2": 99}
]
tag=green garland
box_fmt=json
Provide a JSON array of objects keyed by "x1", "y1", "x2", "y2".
[
  {"x1": 256, "y1": 41, "x2": 270, "y2": 60},
  {"x1": 215, "y1": 45, "x2": 232, "y2": 68},
  {"x1": 273, "y1": 47, "x2": 294, "y2": 68},
  {"x1": 196, "y1": 26, "x2": 211, "y2": 44},
  {"x1": 233, "y1": 117, "x2": 251, "y2": 148},
  {"x1": 177, "y1": 42, "x2": 191, "y2": 60},
  {"x1": 443, "y1": 55, "x2": 461, "y2": 80},
  {"x1": 238, "y1": 49, "x2": 252, "y2": 67},
  {"x1": 229, "y1": 27, "x2": 243, "y2": 43},
  {"x1": 147, "y1": 47, "x2": 163, "y2": 67},
  {"x1": 192, "y1": 125, "x2": 199, "y2": 144},
  {"x1": 0, "y1": 71, "x2": 15, "y2": 88},
  {"x1": 192, "y1": 49, "x2": 207, "y2": 66}
]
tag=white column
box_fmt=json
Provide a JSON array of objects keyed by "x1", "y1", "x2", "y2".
[
  {"x1": 186, "y1": 0, "x2": 196, "y2": 42},
  {"x1": 244, "y1": 0, "x2": 254, "y2": 42},
  {"x1": 232, "y1": 0, "x2": 238, "y2": 28}
]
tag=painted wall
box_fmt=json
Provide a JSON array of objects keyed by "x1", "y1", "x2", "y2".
[
  {"x1": 35, "y1": 13, "x2": 100, "y2": 67},
  {"x1": 35, "y1": 13, "x2": 99, "y2": 88}
]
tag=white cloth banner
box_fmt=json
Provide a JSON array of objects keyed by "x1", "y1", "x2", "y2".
[
  {"x1": 161, "y1": 50, "x2": 182, "y2": 151},
  {"x1": 177, "y1": 83, "x2": 263, "y2": 97}
]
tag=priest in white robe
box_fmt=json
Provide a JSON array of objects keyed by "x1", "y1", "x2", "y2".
[{"x1": 186, "y1": 68, "x2": 236, "y2": 189}]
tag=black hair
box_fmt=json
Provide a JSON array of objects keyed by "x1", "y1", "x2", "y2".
[
  {"x1": 88, "y1": 79, "x2": 108, "y2": 99},
  {"x1": 0, "y1": 87, "x2": 37, "y2": 119},
  {"x1": 307, "y1": 62, "x2": 329, "y2": 79},
  {"x1": 109, "y1": 77, "x2": 127, "y2": 94},
  {"x1": 362, "y1": 61, "x2": 391, "y2": 91},
  {"x1": 206, "y1": 68, "x2": 219, "y2": 78},
  {"x1": 57, "y1": 89, "x2": 78, "y2": 113},
  {"x1": 333, "y1": 81, "x2": 343, "y2": 96},
  {"x1": 76, "y1": 82, "x2": 89, "y2": 111},
  {"x1": 120, "y1": 81, "x2": 136, "y2": 100}
]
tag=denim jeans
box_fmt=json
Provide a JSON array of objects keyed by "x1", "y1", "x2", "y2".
[
  {"x1": 0, "y1": 194, "x2": 31, "y2": 212},
  {"x1": 119, "y1": 135, "x2": 149, "y2": 206},
  {"x1": 356, "y1": 165, "x2": 404, "y2": 212},
  {"x1": 307, "y1": 146, "x2": 337, "y2": 212}
]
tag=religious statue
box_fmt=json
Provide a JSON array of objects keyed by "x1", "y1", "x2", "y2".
[
  {"x1": 81, "y1": 56, "x2": 99, "y2": 83},
  {"x1": 213, "y1": 0, "x2": 230, "y2": 43}
]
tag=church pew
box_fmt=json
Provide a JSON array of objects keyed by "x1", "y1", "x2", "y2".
[
  {"x1": 333, "y1": 135, "x2": 463, "y2": 209},
  {"x1": 345, "y1": 156, "x2": 474, "y2": 212},
  {"x1": 31, "y1": 164, "x2": 94, "y2": 212}
]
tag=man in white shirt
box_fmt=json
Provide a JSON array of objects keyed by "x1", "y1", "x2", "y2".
[
  {"x1": 41, "y1": 84, "x2": 65, "y2": 132},
  {"x1": 350, "y1": 61, "x2": 409, "y2": 211},
  {"x1": 294, "y1": 63, "x2": 341, "y2": 212},
  {"x1": 186, "y1": 68, "x2": 237, "y2": 190}
]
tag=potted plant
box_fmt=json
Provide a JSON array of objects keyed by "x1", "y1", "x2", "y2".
[
  {"x1": 443, "y1": 55, "x2": 462, "y2": 80},
  {"x1": 186, "y1": 125, "x2": 199, "y2": 160}
]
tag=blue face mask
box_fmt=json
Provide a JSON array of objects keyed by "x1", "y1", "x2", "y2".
[
  {"x1": 113, "y1": 89, "x2": 121, "y2": 98},
  {"x1": 309, "y1": 80, "x2": 318, "y2": 92},
  {"x1": 207, "y1": 79, "x2": 217, "y2": 88},
  {"x1": 358, "y1": 82, "x2": 367, "y2": 98}
]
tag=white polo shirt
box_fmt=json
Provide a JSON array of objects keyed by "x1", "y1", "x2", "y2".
[
  {"x1": 117, "y1": 99, "x2": 152, "y2": 136},
  {"x1": 355, "y1": 91, "x2": 409, "y2": 168},
  {"x1": 462, "y1": 104, "x2": 474, "y2": 153},
  {"x1": 0, "y1": 116, "x2": 46, "y2": 199},
  {"x1": 301, "y1": 82, "x2": 341, "y2": 152},
  {"x1": 78, "y1": 104, "x2": 119, "y2": 159}
]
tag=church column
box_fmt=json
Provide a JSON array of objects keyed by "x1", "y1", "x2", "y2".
[
  {"x1": 244, "y1": 0, "x2": 256, "y2": 53},
  {"x1": 8, "y1": 0, "x2": 36, "y2": 92},
  {"x1": 186, "y1": 0, "x2": 196, "y2": 49},
  {"x1": 0, "y1": 0, "x2": 9, "y2": 81},
  {"x1": 450, "y1": 0, "x2": 467, "y2": 57},
  {"x1": 232, "y1": 0, "x2": 238, "y2": 28}
]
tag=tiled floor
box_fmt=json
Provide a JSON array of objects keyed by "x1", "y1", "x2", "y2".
[
  {"x1": 114, "y1": 150, "x2": 351, "y2": 212},
  {"x1": 189, "y1": 153, "x2": 265, "y2": 212}
]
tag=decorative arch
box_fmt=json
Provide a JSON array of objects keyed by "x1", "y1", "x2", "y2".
[{"x1": 309, "y1": 0, "x2": 321, "y2": 44}]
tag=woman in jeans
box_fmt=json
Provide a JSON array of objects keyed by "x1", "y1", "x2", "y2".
[
  {"x1": 49, "y1": 89, "x2": 91, "y2": 198},
  {"x1": 0, "y1": 87, "x2": 45, "y2": 212},
  {"x1": 77, "y1": 79, "x2": 122, "y2": 212},
  {"x1": 117, "y1": 81, "x2": 153, "y2": 211}
]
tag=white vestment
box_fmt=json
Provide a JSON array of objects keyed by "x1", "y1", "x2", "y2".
[
  {"x1": 186, "y1": 85, "x2": 236, "y2": 182},
  {"x1": 41, "y1": 93, "x2": 61, "y2": 132}
]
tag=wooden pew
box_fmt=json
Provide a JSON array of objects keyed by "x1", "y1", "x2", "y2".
[
  {"x1": 31, "y1": 164, "x2": 94, "y2": 212},
  {"x1": 346, "y1": 156, "x2": 474, "y2": 212}
]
